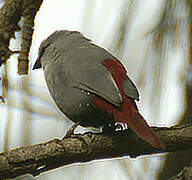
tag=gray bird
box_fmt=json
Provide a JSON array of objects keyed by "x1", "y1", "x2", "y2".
[{"x1": 33, "y1": 30, "x2": 164, "y2": 149}]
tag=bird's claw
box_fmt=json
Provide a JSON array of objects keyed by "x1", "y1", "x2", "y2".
[{"x1": 115, "y1": 123, "x2": 127, "y2": 131}]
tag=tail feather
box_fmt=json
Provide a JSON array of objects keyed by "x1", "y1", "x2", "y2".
[
  {"x1": 98, "y1": 58, "x2": 165, "y2": 149},
  {"x1": 114, "y1": 100, "x2": 165, "y2": 149}
]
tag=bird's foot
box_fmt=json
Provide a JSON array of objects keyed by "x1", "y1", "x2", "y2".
[
  {"x1": 115, "y1": 123, "x2": 127, "y2": 131},
  {"x1": 102, "y1": 123, "x2": 129, "y2": 133}
]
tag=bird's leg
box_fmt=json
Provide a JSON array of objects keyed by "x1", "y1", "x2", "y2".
[{"x1": 102, "y1": 123, "x2": 116, "y2": 133}]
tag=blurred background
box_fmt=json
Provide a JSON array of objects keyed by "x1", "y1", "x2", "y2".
[{"x1": 0, "y1": 0, "x2": 191, "y2": 179}]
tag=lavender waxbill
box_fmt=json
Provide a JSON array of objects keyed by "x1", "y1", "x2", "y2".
[{"x1": 33, "y1": 30, "x2": 164, "y2": 149}]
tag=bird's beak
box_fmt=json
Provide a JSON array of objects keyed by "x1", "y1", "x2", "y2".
[{"x1": 33, "y1": 57, "x2": 42, "y2": 70}]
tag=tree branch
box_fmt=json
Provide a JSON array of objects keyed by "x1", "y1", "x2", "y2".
[
  {"x1": 0, "y1": 0, "x2": 43, "y2": 74},
  {"x1": 0, "y1": 124, "x2": 192, "y2": 179}
]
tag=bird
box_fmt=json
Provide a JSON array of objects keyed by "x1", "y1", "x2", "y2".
[{"x1": 33, "y1": 30, "x2": 164, "y2": 149}]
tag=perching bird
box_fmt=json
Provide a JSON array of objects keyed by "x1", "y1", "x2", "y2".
[{"x1": 33, "y1": 30, "x2": 164, "y2": 149}]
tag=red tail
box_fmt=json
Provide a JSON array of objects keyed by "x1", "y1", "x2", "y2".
[
  {"x1": 113, "y1": 97, "x2": 165, "y2": 149},
  {"x1": 94, "y1": 58, "x2": 165, "y2": 149},
  {"x1": 94, "y1": 97, "x2": 164, "y2": 149}
]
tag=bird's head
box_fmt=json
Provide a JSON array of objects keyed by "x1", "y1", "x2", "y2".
[{"x1": 33, "y1": 30, "x2": 86, "y2": 70}]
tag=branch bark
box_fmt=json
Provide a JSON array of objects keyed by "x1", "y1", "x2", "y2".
[
  {"x1": 0, "y1": 0, "x2": 43, "y2": 74},
  {"x1": 0, "y1": 124, "x2": 192, "y2": 179}
]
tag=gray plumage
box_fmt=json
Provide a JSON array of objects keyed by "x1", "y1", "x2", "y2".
[{"x1": 33, "y1": 30, "x2": 139, "y2": 128}]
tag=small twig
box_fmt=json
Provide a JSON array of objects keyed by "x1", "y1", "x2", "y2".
[{"x1": 64, "y1": 122, "x2": 80, "y2": 138}]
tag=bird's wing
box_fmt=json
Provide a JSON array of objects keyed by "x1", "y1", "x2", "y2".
[
  {"x1": 67, "y1": 59, "x2": 123, "y2": 107},
  {"x1": 100, "y1": 58, "x2": 140, "y2": 101},
  {"x1": 122, "y1": 77, "x2": 140, "y2": 101}
]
